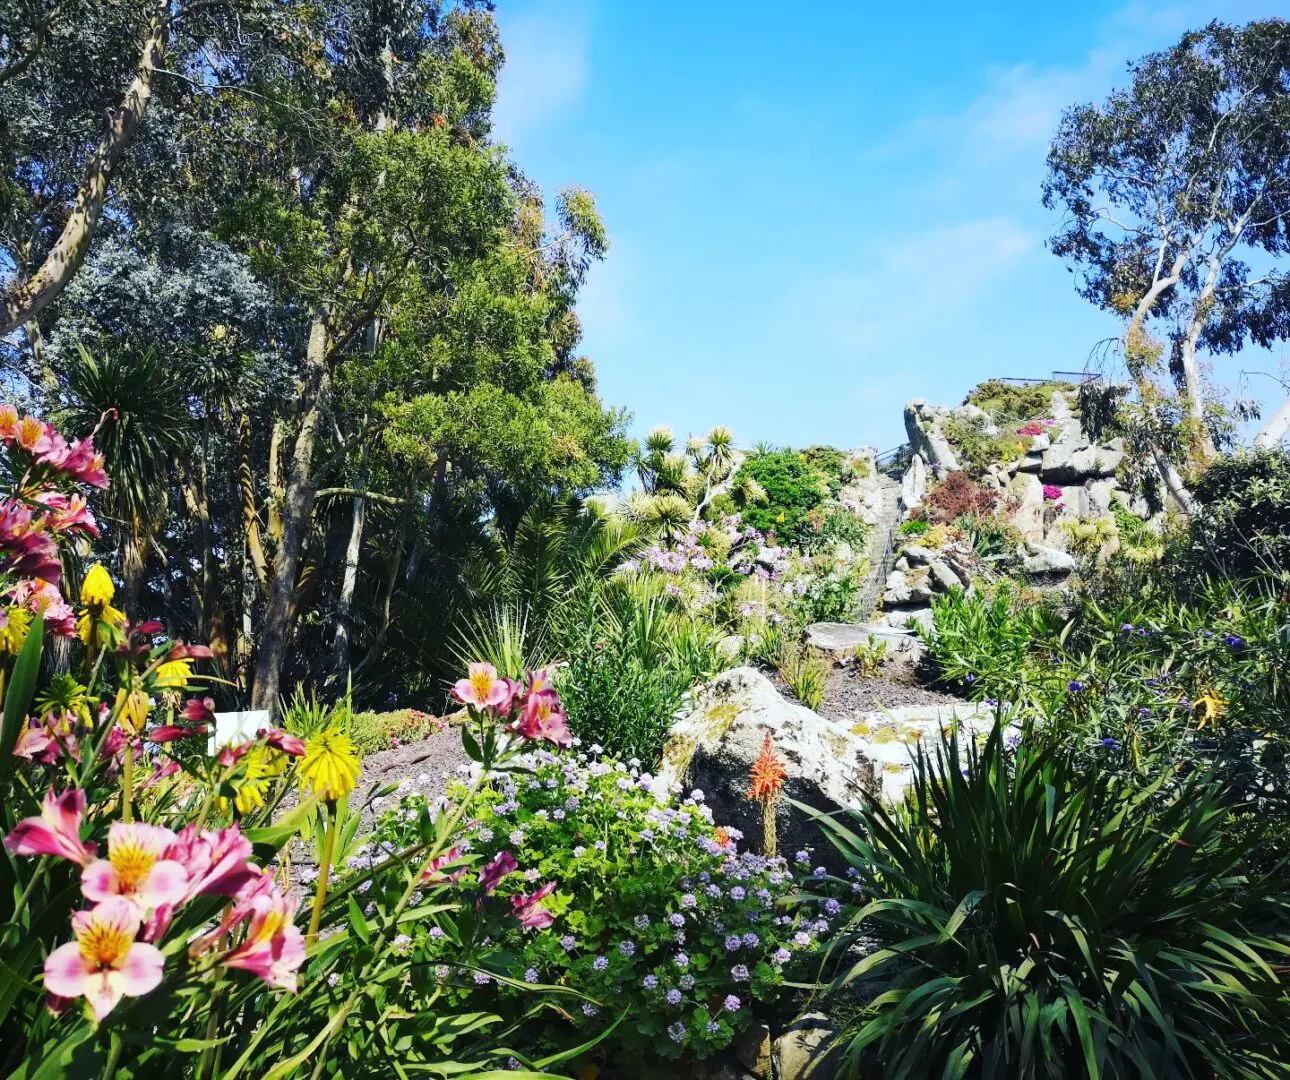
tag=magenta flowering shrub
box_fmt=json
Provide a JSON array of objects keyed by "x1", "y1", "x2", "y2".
[
  {"x1": 371, "y1": 744, "x2": 827, "y2": 1067},
  {"x1": 1042, "y1": 483, "x2": 1064, "y2": 502}
]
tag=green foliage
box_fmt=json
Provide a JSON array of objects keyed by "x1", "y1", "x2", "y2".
[
  {"x1": 926, "y1": 585, "x2": 1063, "y2": 698},
  {"x1": 942, "y1": 412, "x2": 1033, "y2": 477},
  {"x1": 898, "y1": 519, "x2": 929, "y2": 537},
  {"x1": 816, "y1": 723, "x2": 1290, "y2": 1079},
  {"x1": 348, "y1": 708, "x2": 445, "y2": 755},
  {"x1": 802, "y1": 505, "x2": 870, "y2": 555},
  {"x1": 1185, "y1": 448, "x2": 1290, "y2": 578},
  {"x1": 964, "y1": 379, "x2": 1072, "y2": 423},
  {"x1": 775, "y1": 642, "x2": 828, "y2": 711},
  {"x1": 734, "y1": 449, "x2": 828, "y2": 545},
  {"x1": 372, "y1": 750, "x2": 817, "y2": 1070}
]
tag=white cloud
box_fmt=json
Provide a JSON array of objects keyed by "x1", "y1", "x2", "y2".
[{"x1": 491, "y1": 2, "x2": 592, "y2": 144}]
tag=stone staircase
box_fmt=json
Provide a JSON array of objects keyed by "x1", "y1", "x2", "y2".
[{"x1": 857, "y1": 475, "x2": 904, "y2": 619}]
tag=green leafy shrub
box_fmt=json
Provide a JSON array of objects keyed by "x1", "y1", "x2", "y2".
[
  {"x1": 372, "y1": 747, "x2": 825, "y2": 1070},
  {"x1": 815, "y1": 723, "x2": 1290, "y2": 1079},
  {"x1": 734, "y1": 449, "x2": 828, "y2": 545},
  {"x1": 965, "y1": 378, "x2": 1074, "y2": 423},
  {"x1": 927, "y1": 584, "x2": 1061, "y2": 697},
  {"x1": 802, "y1": 505, "x2": 870, "y2": 554},
  {"x1": 775, "y1": 642, "x2": 828, "y2": 710},
  {"x1": 349, "y1": 707, "x2": 445, "y2": 754},
  {"x1": 957, "y1": 511, "x2": 1021, "y2": 559},
  {"x1": 942, "y1": 413, "x2": 1032, "y2": 476},
  {"x1": 1185, "y1": 448, "x2": 1290, "y2": 578},
  {"x1": 558, "y1": 646, "x2": 693, "y2": 762},
  {"x1": 799, "y1": 444, "x2": 848, "y2": 494},
  {"x1": 898, "y1": 519, "x2": 929, "y2": 537}
]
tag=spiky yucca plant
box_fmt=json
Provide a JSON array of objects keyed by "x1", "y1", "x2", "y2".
[{"x1": 812, "y1": 722, "x2": 1290, "y2": 1079}]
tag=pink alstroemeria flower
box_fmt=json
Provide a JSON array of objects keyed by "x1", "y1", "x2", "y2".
[
  {"x1": 478, "y1": 850, "x2": 518, "y2": 894},
  {"x1": 4, "y1": 788, "x2": 95, "y2": 865},
  {"x1": 511, "y1": 881, "x2": 556, "y2": 930},
  {"x1": 515, "y1": 690, "x2": 572, "y2": 748},
  {"x1": 82, "y1": 822, "x2": 189, "y2": 914},
  {"x1": 43, "y1": 897, "x2": 164, "y2": 1020},
  {"x1": 220, "y1": 887, "x2": 306, "y2": 992},
  {"x1": 183, "y1": 696, "x2": 217, "y2": 726},
  {"x1": 259, "y1": 727, "x2": 306, "y2": 757},
  {"x1": 148, "y1": 724, "x2": 206, "y2": 744},
  {"x1": 167, "y1": 823, "x2": 259, "y2": 902},
  {"x1": 451, "y1": 662, "x2": 511, "y2": 710},
  {"x1": 420, "y1": 845, "x2": 467, "y2": 885}
]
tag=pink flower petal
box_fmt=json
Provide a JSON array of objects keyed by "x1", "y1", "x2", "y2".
[
  {"x1": 139, "y1": 860, "x2": 189, "y2": 909},
  {"x1": 43, "y1": 942, "x2": 90, "y2": 999},
  {"x1": 118, "y1": 942, "x2": 164, "y2": 996},
  {"x1": 85, "y1": 972, "x2": 124, "y2": 1020},
  {"x1": 81, "y1": 859, "x2": 121, "y2": 903}
]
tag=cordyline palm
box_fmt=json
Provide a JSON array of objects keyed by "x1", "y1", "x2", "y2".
[{"x1": 59, "y1": 346, "x2": 191, "y2": 612}]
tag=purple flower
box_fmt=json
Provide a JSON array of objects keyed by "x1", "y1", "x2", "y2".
[
  {"x1": 593, "y1": 955, "x2": 609, "y2": 971},
  {"x1": 793, "y1": 931, "x2": 812, "y2": 948},
  {"x1": 634, "y1": 914, "x2": 651, "y2": 930},
  {"x1": 429, "y1": 926, "x2": 445, "y2": 939},
  {"x1": 619, "y1": 941, "x2": 636, "y2": 957},
  {"x1": 674, "y1": 952, "x2": 690, "y2": 969},
  {"x1": 1068, "y1": 680, "x2": 1087, "y2": 693},
  {"x1": 1121, "y1": 623, "x2": 1135, "y2": 634},
  {"x1": 773, "y1": 947, "x2": 791, "y2": 964},
  {"x1": 1224, "y1": 634, "x2": 1244, "y2": 651},
  {"x1": 524, "y1": 968, "x2": 538, "y2": 983},
  {"x1": 666, "y1": 988, "x2": 682, "y2": 1005},
  {"x1": 669, "y1": 912, "x2": 686, "y2": 927},
  {"x1": 582, "y1": 1003, "x2": 599, "y2": 1017},
  {"x1": 723, "y1": 994, "x2": 741, "y2": 1012},
  {"x1": 560, "y1": 935, "x2": 576, "y2": 951},
  {"x1": 794, "y1": 850, "x2": 811, "y2": 864},
  {"x1": 730, "y1": 886, "x2": 747, "y2": 901},
  {"x1": 731, "y1": 964, "x2": 749, "y2": 981},
  {"x1": 680, "y1": 973, "x2": 695, "y2": 990},
  {"x1": 473, "y1": 971, "x2": 491, "y2": 985},
  {"x1": 643, "y1": 974, "x2": 659, "y2": 989},
  {"x1": 742, "y1": 932, "x2": 760, "y2": 948},
  {"x1": 1101, "y1": 737, "x2": 1120, "y2": 750},
  {"x1": 667, "y1": 1021, "x2": 686, "y2": 1042},
  {"x1": 964, "y1": 673, "x2": 977, "y2": 684},
  {"x1": 823, "y1": 899, "x2": 841, "y2": 916},
  {"x1": 681, "y1": 892, "x2": 697, "y2": 909}
]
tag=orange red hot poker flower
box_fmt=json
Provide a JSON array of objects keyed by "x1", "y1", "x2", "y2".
[{"x1": 747, "y1": 732, "x2": 787, "y2": 803}]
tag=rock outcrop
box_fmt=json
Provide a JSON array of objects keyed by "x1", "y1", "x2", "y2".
[{"x1": 658, "y1": 667, "x2": 877, "y2": 867}]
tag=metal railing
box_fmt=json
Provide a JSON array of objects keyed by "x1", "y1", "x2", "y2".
[
  {"x1": 993, "y1": 370, "x2": 1103, "y2": 386},
  {"x1": 859, "y1": 483, "x2": 904, "y2": 619}
]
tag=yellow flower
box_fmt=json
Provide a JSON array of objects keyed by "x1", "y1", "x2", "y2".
[
  {"x1": 154, "y1": 659, "x2": 192, "y2": 690},
  {"x1": 80, "y1": 564, "x2": 116, "y2": 608},
  {"x1": 299, "y1": 730, "x2": 360, "y2": 802},
  {"x1": 1195, "y1": 690, "x2": 1228, "y2": 730},
  {"x1": 114, "y1": 687, "x2": 151, "y2": 736},
  {"x1": 77, "y1": 603, "x2": 126, "y2": 649},
  {"x1": 230, "y1": 747, "x2": 275, "y2": 814},
  {"x1": 0, "y1": 605, "x2": 32, "y2": 655}
]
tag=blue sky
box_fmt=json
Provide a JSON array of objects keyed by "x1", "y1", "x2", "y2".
[{"x1": 491, "y1": 0, "x2": 1283, "y2": 454}]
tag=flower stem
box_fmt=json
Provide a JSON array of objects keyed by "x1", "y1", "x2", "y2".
[
  {"x1": 306, "y1": 802, "x2": 338, "y2": 946},
  {"x1": 122, "y1": 741, "x2": 134, "y2": 823},
  {"x1": 762, "y1": 796, "x2": 777, "y2": 858}
]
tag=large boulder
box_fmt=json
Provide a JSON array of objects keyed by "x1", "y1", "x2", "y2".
[
  {"x1": 904, "y1": 399, "x2": 960, "y2": 475},
  {"x1": 1020, "y1": 543, "x2": 1076, "y2": 577},
  {"x1": 1040, "y1": 441, "x2": 1124, "y2": 485},
  {"x1": 851, "y1": 702, "x2": 1000, "y2": 802},
  {"x1": 657, "y1": 667, "x2": 877, "y2": 866},
  {"x1": 805, "y1": 622, "x2": 923, "y2": 661}
]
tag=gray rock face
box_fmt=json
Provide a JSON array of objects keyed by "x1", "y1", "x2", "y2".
[
  {"x1": 901, "y1": 544, "x2": 935, "y2": 566},
  {"x1": 904, "y1": 400, "x2": 960, "y2": 475},
  {"x1": 1020, "y1": 543, "x2": 1076, "y2": 576},
  {"x1": 805, "y1": 622, "x2": 922, "y2": 660},
  {"x1": 1041, "y1": 442, "x2": 1124, "y2": 485},
  {"x1": 774, "y1": 1014, "x2": 844, "y2": 1080},
  {"x1": 658, "y1": 668, "x2": 878, "y2": 868},
  {"x1": 882, "y1": 569, "x2": 910, "y2": 605},
  {"x1": 715, "y1": 634, "x2": 745, "y2": 662},
  {"x1": 853, "y1": 702, "x2": 1001, "y2": 802},
  {"x1": 927, "y1": 558, "x2": 963, "y2": 593},
  {"x1": 879, "y1": 607, "x2": 935, "y2": 633},
  {"x1": 900, "y1": 452, "x2": 928, "y2": 509}
]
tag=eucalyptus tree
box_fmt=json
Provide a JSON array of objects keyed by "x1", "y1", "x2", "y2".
[{"x1": 1044, "y1": 19, "x2": 1290, "y2": 505}]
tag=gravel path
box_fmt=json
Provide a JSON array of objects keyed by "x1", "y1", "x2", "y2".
[{"x1": 818, "y1": 667, "x2": 965, "y2": 722}]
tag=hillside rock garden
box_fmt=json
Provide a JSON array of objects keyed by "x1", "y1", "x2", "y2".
[{"x1": 5, "y1": 7, "x2": 1290, "y2": 1078}]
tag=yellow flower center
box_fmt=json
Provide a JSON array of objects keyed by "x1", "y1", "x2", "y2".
[
  {"x1": 254, "y1": 910, "x2": 286, "y2": 944},
  {"x1": 469, "y1": 670, "x2": 494, "y2": 699},
  {"x1": 110, "y1": 841, "x2": 157, "y2": 890},
  {"x1": 78, "y1": 921, "x2": 131, "y2": 970}
]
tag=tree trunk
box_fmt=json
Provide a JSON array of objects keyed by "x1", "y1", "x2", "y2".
[
  {"x1": 0, "y1": 0, "x2": 169, "y2": 335},
  {"x1": 1255, "y1": 395, "x2": 1290, "y2": 448},
  {"x1": 178, "y1": 459, "x2": 230, "y2": 674},
  {"x1": 329, "y1": 489, "x2": 366, "y2": 685},
  {"x1": 239, "y1": 412, "x2": 270, "y2": 592},
  {"x1": 250, "y1": 313, "x2": 332, "y2": 711}
]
